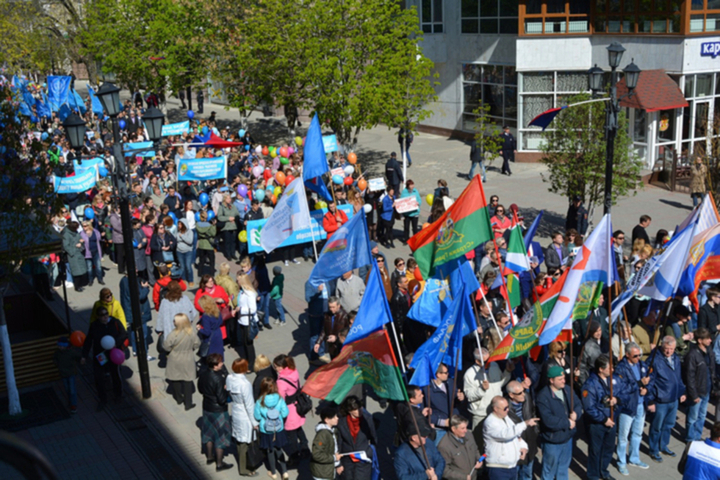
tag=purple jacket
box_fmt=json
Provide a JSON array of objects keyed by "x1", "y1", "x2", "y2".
[{"x1": 80, "y1": 228, "x2": 103, "y2": 259}]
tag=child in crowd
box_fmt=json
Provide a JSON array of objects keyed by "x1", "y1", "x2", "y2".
[
  {"x1": 271, "y1": 266, "x2": 286, "y2": 326},
  {"x1": 310, "y1": 406, "x2": 342, "y2": 480}
]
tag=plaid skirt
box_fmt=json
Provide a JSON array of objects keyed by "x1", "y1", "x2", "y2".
[{"x1": 201, "y1": 410, "x2": 232, "y2": 449}]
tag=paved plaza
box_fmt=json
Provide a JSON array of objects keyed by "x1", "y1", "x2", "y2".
[{"x1": 0, "y1": 88, "x2": 712, "y2": 480}]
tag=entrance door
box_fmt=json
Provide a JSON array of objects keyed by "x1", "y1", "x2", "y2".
[{"x1": 693, "y1": 99, "x2": 712, "y2": 158}]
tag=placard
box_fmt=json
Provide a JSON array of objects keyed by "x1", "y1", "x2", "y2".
[
  {"x1": 368, "y1": 177, "x2": 386, "y2": 192},
  {"x1": 394, "y1": 196, "x2": 419, "y2": 214},
  {"x1": 322, "y1": 134, "x2": 339, "y2": 153},
  {"x1": 178, "y1": 157, "x2": 227, "y2": 181}
]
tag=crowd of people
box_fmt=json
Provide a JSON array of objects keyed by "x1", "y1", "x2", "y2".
[{"x1": 8, "y1": 79, "x2": 717, "y2": 480}]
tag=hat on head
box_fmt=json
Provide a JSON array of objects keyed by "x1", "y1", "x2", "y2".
[
  {"x1": 273, "y1": 266, "x2": 282, "y2": 275},
  {"x1": 391, "y1": 152, "x2": 397, "y2": 157},
  {"x1": 547, "y1": 365, "x2": 564, "y2": 379},
  {"x1": 369, "y1": 241, "x2": 378, "y2": 250}
]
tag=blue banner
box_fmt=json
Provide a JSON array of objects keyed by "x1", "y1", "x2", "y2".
[
  {"x1": 161, "y1": 121, "x2": 190, "y2": 136},
  {"x1": 87, "y1": 86, "x2": 104, "y2": 115},
  {"x1": 73, "y1": 157, "x2": 104, "y2": 168},
  {"x1": 47, "y1": 76, "x2": 71, "y2": 111},
  {"x1": 322, "y1": 134, "x2": 339, "y2": 153},
  {"x1": 53, "y1": 167, "x2": 96, "y2": 194},
  {"x1": 247, "y1": 205, "x2": 354, "y2": 254},
  {"x1": 177, "y1": 156, "x2": 227, "y2": 182},
  {"x1": 124, "y1": 141, "x2": 155, "y2": 157}
]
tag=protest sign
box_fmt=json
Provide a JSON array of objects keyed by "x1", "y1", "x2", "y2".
[
  {"x1": 368, "y1": 177, "x2": 386, "y2": 192},
  {"x1": 322, "y1": 134, "x2": 339, "y2": 153},
  {"x1": 161, "y1": 121, "x2": 190, "y2": 136},
  {"x1": 394, "y1": 196, "x2": 419, "y2": 214},
  {"x1": 178, "y1": 157, "x2": 227, "y2": 181},
  {"x1": 53, "y1": 167, "x2": 96, "y2": 194}
]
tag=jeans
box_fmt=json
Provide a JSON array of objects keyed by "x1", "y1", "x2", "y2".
[
  {"x1": 309, "y1": 334, "x2": 327, "y2": 358},
  {"x1": 129, "y1": 319, "x2": 149, "y2": 355},
  {"x1": 587, "y1": 423, "x2": 616, "y2": 480},
  {"x1": 284, "y1": 427, "x2": 309, "y2": 457},
  {"x1": 308, "y1": 315, "x2": 324, "y2": 360},
  {"x1": 686, "y1": 393, "x2": 710, "y2": 441},
  {"x1": 145, "y1": 253, "x2": 156, "y2": 285},
  {"x1": 617, "y1": 400, "x2": 645, "y2": 466},
  {"x1": 541, "y1": 439, "x2": 572, "y2": 480},
  {"x1": 517, "y1": 461, "x2": 534, "y2": 480},
  {"x1": 197, "y1": 249, "x2": 215, "y2": 278},
  {"x1": 649, "y1": 400, "x2": 678, "y2": 455},
  {"x1": 692, "y1": 192, "x2": 703, "y2": 207},
  {"x1": 488, "y1": 466, "x2": 518, "y2": 480},
  {"x1": 469, "y1": 161, "x2": 486, "y2": 182},
  {"x1": 273, "y1": 298, "x2": 286, "y2": 323},
  {"x1": 62, "y1": 375, "x2": 77, "y2": 407},
  {"x1": 176, "y1": 250, "x2": 194, "y2": 283},
  {"x1": 86, "y1": 253, "x2": 103, "y2": 283},
  {"x1": 259, "y1": 292, "x2": 271, "y2": 326},
  {"x1": 403, "y1": 216, "x2": 419, "y2": 241}
]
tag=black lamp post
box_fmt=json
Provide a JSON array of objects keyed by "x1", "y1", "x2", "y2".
[
  {"x1": 588, "y1": 43, "x2": 641, "y2": 215},
  {"x1": 62, "y1": 113, "x2": 87, "y2": 150},
  {"x1": 91, "y1": 81, "x2": 162, "y2": 400}
]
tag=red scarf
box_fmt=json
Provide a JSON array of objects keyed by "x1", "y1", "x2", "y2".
[{"x1": 347, "y1": 414, "x2": 360, "y2": 440}]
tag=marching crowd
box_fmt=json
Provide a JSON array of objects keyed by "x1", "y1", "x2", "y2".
[{"x1": 5, "y1": 79, "x2": 718, "y2": 480}]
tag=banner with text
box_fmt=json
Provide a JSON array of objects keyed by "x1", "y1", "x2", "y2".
[
  {"x1": 247, "y1": 204, "x2": 354, "y2": 254},
  {"x1": 322, "y1": 134, "x2": 339, "y2": 153},
  {"x1": 178, "y1": 156, "x2": 227, "y2": 181},
  {"x1": 72, "y1": 157, "x2": 104, "y2": 168},
  {"x1": 161, "y1": 121, "x2": 190, "y2": 136},
  {"x1": 53, "y1": 167, "x2": 96, "y2": 194},
  {"x1": 124, "y1": 141, "x2": 155, "y2": 157},
  {"x1": 394, "y1": 196, "x2": 419, "y2": 214}
]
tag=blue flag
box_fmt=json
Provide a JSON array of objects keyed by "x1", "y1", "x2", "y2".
[
  {"x1": 409, "y1": 281, "x2": 473, "y2": 387},
  {"x1": 47, "y1": 76, "x2": 71, "y2": 111},
  {"x1": 18, "y1": 100, "x2": 32, "y2": 117},
  {"x1": 344, "y1": 262, "x2": 393, "y2": 344},
  {"x1": 72, "y1": 90, "x2": 86, "y2": 114},
  {"x1": 524, "y1": 210, "x2": 543, "y2": 251},
  {"x1": 36, "y1": 97, "x2": 51, "y2": 118},
  {"x1": 308, "y1": 210, "x2": 372, "y2": 287},
  {"x1": 303, "y1": 114, "x2": 332, "y2": 201},
  {"x1": 87, "y1": 86, "x2": 104, "y2": 115},
  {"x1": 57, "y1": 104, "x2": 72, "y2": 122}
]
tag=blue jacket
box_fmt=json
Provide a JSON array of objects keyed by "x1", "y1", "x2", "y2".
[
  {"x1": 254, "y1": 393, "x2": 289, "y2": 434},
  {"x1": 614, "y1": 357, "x2": 649, "y2": 415},
  {"x1": 536, "y1": 385, "x2": 582, "y2": 445},
  {"x1": 394, "y1": 438, "x2": 445, "y2": 480},
  {"x1": 647, "y1": 352, "x2": 686, "y2": 405},
  {"x1": 381, "y1": 195, "x2": 395, "y2": 222},
  {"x1": 581, "y1": 372, "x2": 628, "y2": 424},
  {"x1": 425, "y1": 381, "x2": 459, "y2": 428},
  {"x1": 679, "y1": 439, "x2": 720, "y2": 480}
]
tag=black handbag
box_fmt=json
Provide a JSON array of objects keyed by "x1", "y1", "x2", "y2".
[
  {"x1": 279, "y1": 377, "x2": 313, "y2": 417},
  {"x1": 247, "y1": 435, "x2": 265, "y2": 469},
  {"x1": 197, "y1": 329, "x2": 210, "y2": 357},
  {"x1": 157, "y1": 332, "x2": 168, "y2": 356}
]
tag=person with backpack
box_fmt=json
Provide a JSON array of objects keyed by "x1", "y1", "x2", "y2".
[
  {"x1": 274, "y1": 355, "x2": 309, "y2": 468},
  {"x1": 254, "y1": 377, "x2": 290, "y2": 480}
]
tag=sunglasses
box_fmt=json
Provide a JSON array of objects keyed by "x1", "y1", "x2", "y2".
[
  {"x1": 631, "y1": 354, "x2": 641, "y2": 359},
  {"x1": 104, "y1": 295, "x2": 113, "y2": 299}
]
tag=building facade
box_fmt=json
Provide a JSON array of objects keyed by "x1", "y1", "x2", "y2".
[{"x1": 411, "y1": 0, "x2": 720, "y2": 167}]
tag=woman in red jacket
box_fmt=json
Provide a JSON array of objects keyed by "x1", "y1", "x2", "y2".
[{"x1": 194, "y1": 274, "x2": 230, "y2": 313}]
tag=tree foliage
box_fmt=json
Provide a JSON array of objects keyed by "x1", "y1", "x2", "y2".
[
  {"x1": 539, "y1": 94, "x2": 643, "y2": 218},
  {"x1": 472, "y1": 103, "x2": 503, "y2": 164}
]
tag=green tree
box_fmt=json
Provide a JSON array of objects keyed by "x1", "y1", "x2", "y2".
[
  {"x1": 471, "y1": 103, "x2": 503, "y2": 165},
  {"x1": 539, "y1": 93, "x2": 643, "y2": 220}
]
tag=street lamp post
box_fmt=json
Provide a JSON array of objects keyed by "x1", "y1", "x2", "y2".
[
  {"x1": 65, "y1": 82, "x2": 164, "y2": 400},
  {"x1": 588, "y1": 42, "x2": 641, "y2": 215}
]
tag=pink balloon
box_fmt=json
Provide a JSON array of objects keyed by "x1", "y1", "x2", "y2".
[
  {"x1": 272, "y1": 157, "x2": 280, "y2": 170},
  {"x1": 288, "y1": 147, "x2": 295, "y2": 155},
  {"x1": 109, "y1": 347, "x2": 125, "y2": 365},
  {"x1": 259, "y1": 159, "x2": 265, "y2": 167},
  {"x1": 252, "y1": 166, "x2": 263, "y2": 178}
]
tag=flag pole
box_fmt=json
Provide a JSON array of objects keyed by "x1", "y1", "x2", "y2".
[
  {"x1": 478, "y1": 287, "x2": 504, "y2": 341},
  {"x1": 449, "y1": 345, "x2": 461, "y2": 419},
  {"x1": 569, "y1": 325, "x2": 575, "y2": 411},
  {"x1": 470, "y1": 296, "x2": 488, "y2": 381},
  {"x1": 304, "y1": 185, "x2": 319, "y2": 261}
]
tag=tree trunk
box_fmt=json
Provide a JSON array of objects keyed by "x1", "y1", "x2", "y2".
[{"x1": 0, "y1": 289, "x2": 21, "y2": 415}]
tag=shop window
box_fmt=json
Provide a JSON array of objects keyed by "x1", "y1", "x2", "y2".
[
  {"x1": 421, "y1": 0, "x2": 444, "y2": 34},
  {"x1": 593, "y1": 0, "x2": 681, "y2": 33},
  {"x1": 462, "y1": 64, "x2": 518, "y2": 133},
  {"x1": 696, "y1": 74, "x2": 714, "y2": 97},
  {"x1": 685, "y1": 0, "x2": 720, "y2": 32},
  {"x1": 634, "y1": 110, "x2": 647, "y2": 142},
  {"x1": 462, "y1": 0, "x2": 518, "y2": 33},
  {"x1": 658, "y1": 110, "x2": 676, "y2": 142},
  {"x1": 523, "y1": 72, "x2": 554, "y2": 92}
]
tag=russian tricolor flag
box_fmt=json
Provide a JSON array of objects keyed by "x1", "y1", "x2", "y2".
[{"x1": 528, "y1": 106, "x2": 567, "y2": 130}]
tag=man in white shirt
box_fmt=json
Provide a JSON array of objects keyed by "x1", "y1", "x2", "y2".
[
  {"x1": 336, "y1": 270, "x2": 365, "y2": 313},
  {"x1": 483, "y1": 396, "x2": 538, "y2": 480}
]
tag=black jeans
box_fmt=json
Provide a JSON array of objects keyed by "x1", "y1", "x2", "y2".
[
  {"x1": 283, "y1": 426, "x2": 309, "y2": 457},
  {"x1": 93, "y1": 360, "x2": 122, "y2": 403},
  {"x1": 222, "y1": 230, "x2": 237, "y2": 261},
  {"x1": 114, "y1": 243, "x2": 126, "y2": 274},
  {"x1": 170, "y1": 380, "x2": 193, "y2": 409},
  {"x1": 197, "y1": 249, "x2": 215, "y2": 277},
  {"x1": 403, "y1": 216, "x2": 419, "y2": 241},
  {"x1": 237, "y1": 324, "x2": 256, "y2": 370},
  {"x1": 382, "y1": 218, "x2": 395, "y2": 245}
]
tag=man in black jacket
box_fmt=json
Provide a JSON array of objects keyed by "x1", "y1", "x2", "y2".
[
  {"x1": 682, "y1": 328, "x2": 716, "y2": 442},
  {"x1": 396, "y1": 385, "x2": 434, "y2": 443},
  {"x1": 500, "y1": 126, "x2": 516, "y2": 176},
  {"x1": 385, "y1": 152, "x2": 403, "y2": 195},
  {"x1": 505, "y1": 380, "x2": 539, "y2": 480},
  {"x1": 81, "y1": 307, "x2": 128, "y2": 410},
  {"x1": 469, "y1": 138, "x2": 486, "y2": 181},
  {"x1": 698, "y1": 287, "x2": 720, "y2": 337}
]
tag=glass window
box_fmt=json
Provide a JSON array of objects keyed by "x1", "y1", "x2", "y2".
[
  {"x1": 696, "y1": 74, "x2": 713, "y2": 97},
  {"x1": 547, "y1": 0, "x2": 565, "y2": 13},
  {"x1": 557, "y1": 72, "x2": 588, "y2": 91},
  {"x1": 462, "y1": 19, "x2": 480, "y2": 33},
  {"x1": 523, "y1": 73, "x2": 554, "y2": 92},
  {"x1": 481, "y1": 0, "x2": 498, "y2": 16},
  {"x1": 682, "y1": 105, "x2": 692, "y2": 140},
  {"x1": 710, "y1": 0, "x2": 720, "y2": 8},
  {"x1": 526, "y1": 0, "x2": 542, "y2": 14},
  {"x1": 634, "y1": 110, "x2": 647, "y2": 142},
  {"x1": 463, "y1": 84, "x2": 482, "y2": 113},
  {"x1": 421, "y1": 0, "x2": 443, "y2": 33},
  {"x1": 686, "y1": 75, "x2": 695, "y2": 97},
  {"x1": 658, "y1": 110, "x2": 676, "y2": 141},
  {"x1": 463, "y1": 64, "x2": 482, "y2": 83},
  {"x1": 481, "y1": 18, "x2": 499, "y2": 33},
  {"x1": 523, "y1": 95, "x2": 553, "y2": 126},
  {"x1": 462, "y1": 0, "x2": 479, "y2": 17},
  {"x1": 696, "y1": 102, "x2": 710, "y2": 137},
  {"x1": 499, "y1": 0, "x2": 518, "y2": 16},
  {"x1": 500, "y1": 18, "x2": 519, "y2": 33},
  {"x1": 463, "y1": 0, "x2": 518, "y2": 34},
  {"x1": 692, "y1": 0, "x2": 704, "y2": 9},
  {"x1": 462, "y1": 65, "x2": 518, "y2": 133},
  {"x1": 707, "y1": 14, "x2": 720, "y2": 31}
]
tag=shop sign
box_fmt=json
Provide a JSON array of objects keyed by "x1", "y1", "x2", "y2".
[{"x1": 701, "y1": 41, "x2": 720, "y2": 58}]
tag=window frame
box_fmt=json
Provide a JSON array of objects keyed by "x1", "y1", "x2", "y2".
[
  {"x1": 421, "y1": 0, "x2": 445, "y2": 34},
  {"x1": 461, "y1": 0, "x2": 520, "y2": 35}
]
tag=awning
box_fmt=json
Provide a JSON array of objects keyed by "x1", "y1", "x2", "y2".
[{"x1": 617, "y1": 69, "x2": 688, "y2": 112}]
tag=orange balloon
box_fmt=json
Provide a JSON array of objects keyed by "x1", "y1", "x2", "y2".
[
  {"x1": 271, "y1": 194, "x2": 277, "y2": 205},
  {"x1": 348, "y1": 152, "x2": 357, "y2": 164},
  {"x1": 414, "y1": 268, "x2": 423, "y2": 282},
  {"x1": 70, "y1": 331, "x2": 86, "y2": 347},
  {"x1": 422, "y1": 222, "x2": 430, "y2": 229},
  {"x1": 275, "y1": 171, "x2": 286, "y2": 185},
  {"x1": 357, "y1": 178, "x2": 367, "y2": 191}
]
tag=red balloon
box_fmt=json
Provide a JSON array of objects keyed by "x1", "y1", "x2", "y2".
[
  {"x1": 343, "y1": 176, "x2": 353, "y2": 186},
  {"x1": 285, "y1": 175, "x2": 295, "y2": 186},
  {"x1": 263, "y1": 168, "x2": 272, "y2": 181},
  {"x1": 70, "y1": 331, "x2": 86, "y2": 347},
  {"x1": 262, "y1": 146, "x2": 269, "y2": 156},
  {"x1": 280, "y1": 146, "x2": 289, "y2": 158},
  {"x1": 414, "y1": 268, "x2": 423, "y2": 282}
]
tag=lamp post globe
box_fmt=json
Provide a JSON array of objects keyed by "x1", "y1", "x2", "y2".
[
  {"x1": 607, "y1": 42, "x2": 626, "y2": 69},
  {"x1": 95, "y1": 82, "x2": 122, "y2": 117},
  {"x1": 588, "y1": 65, "x2": 604, "y2": 93},
  {"x1": 142, "y1": 107, "x2": 165, "y2": 142},
  {"x1": 62, "y1": 113, "x2": 87, "y2": 150},
  {"x1": 624, "y1": 61, "x2": 641, "y2": 91}
]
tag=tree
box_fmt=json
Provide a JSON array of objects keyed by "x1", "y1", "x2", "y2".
[
  {"x1": 539, "y1": 93, "x2": 643, "y2": 220},
  {"x1": 471, "y1": 103, "x2": 503, "y2": 165},
  {"x1": 0, "y1": 86, "x2": 63, "y2": 415}
]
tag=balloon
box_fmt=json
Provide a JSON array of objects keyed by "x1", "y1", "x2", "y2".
[
  {"x1": 255, "y1": 189, "x2": 265, "y2": 202},
  {"x1": 202, "y1": 125, "x2": 208, "y2": 135},
  {"x1": 132, "y1": 239, "x2": 138, "y2": 248},
  {"x1": 84, "y1": 207, "x2": 95, "y2": 220},
  {"x1": 252, "y1": 166, "x2": 263, "y2": 178},
  {"x1": 195, "y1": 212, "x2": 201, "y2": 222},
  {"x1": 274, "y1": 186, "x2": 282, "y2": 197},
  {"x1": 100, "y1": 335, "x2": 115, "y2": 351},
  {"x1": 315, "y1": 202, "x2": 322, "y2": 210},
  {"x1": 255, "y1": 146, "x2": 262, "y2": 154},
  {"x1": 258, "y1": 159, "x2": 265, "y2": 167},
  {"x1": 295, "y1": 136, "x2": 303, "y2": 146},
  {"x1": 332, "y1": 175, "x2": 343, "y2": 185},
  {"x1": 262, "y1": 146, "x2": 269, "y2": 156},
  {"x1": 70, "y1": 331, "x2": 86, "y2": 347},
  {"x1": 426, "y1": 194, "x2": 434, "y2": 206},
  {"x1": 319, "y1": 201, "x2": 328, "y2": 209},
  {"x1": 98, "y1": 166, "x2": 108, "y2": 177},
  {"x1": 272, "y1": 157, "x2": 281, "y2": 170},
  {"x1": 263, "y1": 169, "x2": 272, "y2": 181},
  {"x1": 280, "y1": 157, "x2": 289, "y2": 165},
  {"x1": 168, "y1": 212, "x2": 178, "y2": 224},
  {"x1": 414, "y1": 268, "x2": 423, "y2": 282},
  {"x1": 239, "y1": 129, "x2": 246, "y2": 137},
  {"x1": 422, "y1": 222, "x2": 430, "y2": 229},
  {"x1": 343, "y1": 165, "x2": 354, "y2": 176},
  {"x1": 238, "y1": 230, "x2": 247, "y2": 243},
  {"x1": 237, "y1": 184, "x2": 248, "y2": 197},
  {"x1": 363, "y1": 204, "x2": 372, "y2": 214},
  {"x1": 207, "y1": 210, "x2": 216, "y2": 221},
  {"x1": 199, "y1": 192, "x2": 209, "y2": 206},
  {"x1": 118, "y1": 119, "x2": 126, "y2": 130},
  {"x1": 348, "y1": 152, "x2": 357, "y2": 164},
  {"x1": 270, "y1": 194, "x2": 277, "y2": 205},
  {"x1": 358, "y1": 179, "x2": 367, "y2": 191},
  {"x1": 41, "y1": 132, "x2": 49, "y2": 141},
  {"x1": 270, "y1": 149, "x2": 277, "y2": 158},
  {"x1": 187, "y1": 110, "x2": 195, "y2": 119},
  {"x1": 109, "y1": 348, "x2": 125, "y2": 365},
  {"x1": 244, "y1": 144, "x2": 250, "y2": 151},
  {"x1": 285, "y1": 175, "x2": 295, "y2": 187},
  {"x1": 343, "y1": 176, "x2": 353, "y2": 186},
  {"x1": 275, "y1": 171, "x2": 286, "y2": 185},
  {"x1": 288, "y1": 147, "x2": 295, "y2": 156}
]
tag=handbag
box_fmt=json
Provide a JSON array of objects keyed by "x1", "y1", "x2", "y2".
[
  {"x1": 248, "y1": 319, "x2": 259, "y2": 341},
  {"x1": 247, "y1": 431, "x2": 265, "y2": 469},
  {"x1": 162, "y1": 250, "x2": 174, "y2": 263},
  {"x1": 197, "y1": 329, "x2": 210, "y2": 357},
  {"x1": 157, "y1": 332, "x2": 168, "y2": 356}
]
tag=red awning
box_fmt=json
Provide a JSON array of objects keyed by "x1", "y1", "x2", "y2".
[
  {"x1": 204, "y1": 133, "x2": 243, "y2": 148},
  {"x1": 617, "y1": 69, "x2": 688, "y2": 112}
]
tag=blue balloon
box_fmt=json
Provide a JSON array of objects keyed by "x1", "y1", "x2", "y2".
[
  {"x1": 187, "y1": 110, "x2": 195, "y2": 119},
  {"x1": 118, "y1": 119, "x2": 126, "y2": 130},
  {"x1": 84, "y1": 207, "x2": 95, "y2": 220},
  {"x1": 244, "y1": 144, "x2": 250, "y2": 151},
  {"x1": 168, "y1": 212, "x2": 178, "y2": 223},
  {"x1": 332, "y1": 174, "x2": 343, "y2": 185},
  {"x1": 41, "y1": 132, "x2": 48, "y2": 141},
  {"x1": 195, "y1": 212, "x2": 201, "y2": 222},
  {"x1": 98, "y1": 166, "x2": 108, "y2": 178},
  {"x1": 132, "y1": 239, "x2": 139, "y2": 248},
  {"x1": 207, "y1": 210, "x2": 215, "y2": 221},
  {"x1": 199, "y1": 192, "x2": 209, "y2": 206},
  {"x1": 239, "y1": 129, "x2": 246, "y2": 137},
  {"x1": 255, "y1": 189, "x2": 265, "y2": 202},
  {"x1": 202, "y1": 125, "x2": 208, "y2": 135}
]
